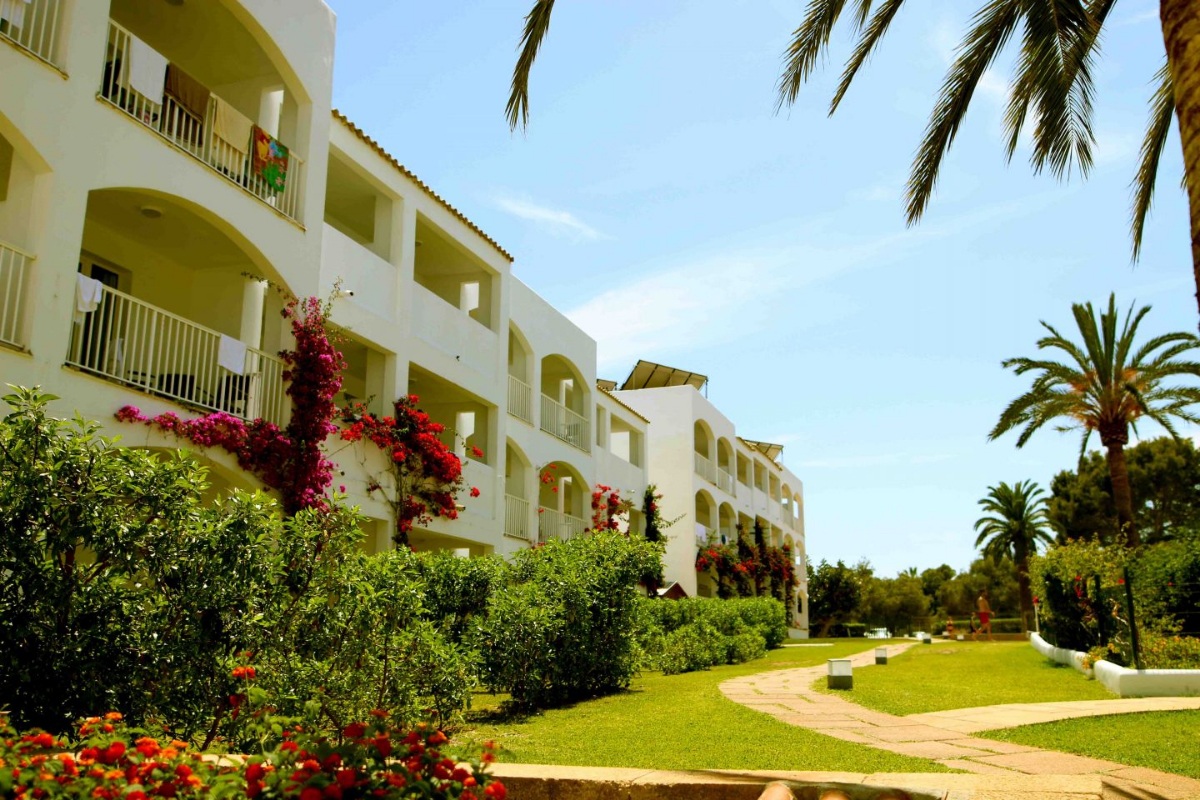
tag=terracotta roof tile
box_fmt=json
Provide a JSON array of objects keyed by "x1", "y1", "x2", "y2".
[{"x1": 331, "y1": 110, "x2": 513, "y2": 262}]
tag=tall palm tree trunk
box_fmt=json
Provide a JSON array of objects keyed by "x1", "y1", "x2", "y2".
[
  {"x1": 1161, "y1": 0, "x2": 1200, "y2": 322},
  {"x1": 1103, "y1": 441, "x2": 1140, "y2": 547}
]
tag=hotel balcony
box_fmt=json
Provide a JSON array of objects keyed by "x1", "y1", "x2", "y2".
[
  {"x1": 0, "y1": 0, "x2": 63, "y2": 69},
  {"x1": 537, "y1": 506, "x2": 587, "y2": 542},
  {"x1": 61, "y1": 188, "x2": 290, "y2": 426},
  {"x1": 539, "y1": 393, "x2": 590, "y2": 452},
  {"x1": 66, "y1": 283, "x2": 287, "y2": 426},
  {"x1": 0, "y1": 239, "x2": 30, "y2": 349},
  {"x1": 99, "y1": 17, "x2": 305, "y2": 224},
  {"x1": 504, "y1": 493, "x2": 533, "y2": 541}
]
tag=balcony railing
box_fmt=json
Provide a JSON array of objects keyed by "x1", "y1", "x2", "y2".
[
  {"x1": 717, "y1": 466, "x2": 735, "y2": 495},
  {"x1": 694, "y1": 451, "x2": 716, "y2": 484},
  {"x1": 507, "y1": 374, "x2": 532, "y2": 424},
  {"x1": 0, "y1": 0, "x2": 62, "y2": 67},
  {"x1": 538, "y1": 506, "x2": 586, "y2": 542},
  {"x1": 540, "y1": 394, "x2": 590, "y2": 453},
  {"x1": 66, "y1": 283, "x2": 287, "y2": 426},
  {"x1": 0, "y1": 240, "x2": 31, "y2": 347},
  {"x1": 100, "y1": 21, "x2": 305, "y2": 223},
  {"x1": 504, "y1": 494, "x2": 532, "y2": 541}
]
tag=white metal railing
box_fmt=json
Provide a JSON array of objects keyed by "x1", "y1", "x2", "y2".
[
  {"x1": 694, "y1": 451, "x2": 716, "y2": 484},
  {"x1": 0, "y1": 240, "x2": 31, "y2": 347},
  {"x1": 100, "y1": 21, "x2": 305, "y2": 223},
  {"x1": 0, "y1": 0, "x2": 63, "y2": 67},
  {"x1": 507, "y1": 374, "x2": 532, "y2": 424},
  {"x1": 538, "y1": 506, "x2": 587, "y2": 542},
  {"x1": 504, "y1": 494, "x2": 532, "y2": 541},
  {"x1": 66, "y1": 283, "x2": 288, "y2": 426},
  {"x1": 717, "y1": 466, "x2": 735, "y2": 494},
  {"x1": 540, "y1": 394, "x2": 590, "y2": 453}
]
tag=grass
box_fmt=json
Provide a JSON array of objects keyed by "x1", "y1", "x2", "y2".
[
  {"x1": 452, "y1": 640, "x2": 953, "y2": 773},
  {"x1": 982, "y1": 711, "x2": 1200, "y2": 779},
  {"x1": 814, "y1": 641, "x2": 1112, "y2": 716}
]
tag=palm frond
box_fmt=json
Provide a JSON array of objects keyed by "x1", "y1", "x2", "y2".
[
  {"x1": 506, "y1": 0, "x2": 557, "y2": 132},
  {"x1": 1131, "y1": 62, "x2": 1176, "y2": 261},
  {"x1": 776, "y1": 0, "x2": 853, "y2": 111},
  {"x1": 1012, "y1": 0, "x2": 1097, "y2": 178},
  {"x1": 829, "y1": 0, "x2": 907, "y2": 113},
  {"x1": 905, "y1": 0, "x2": 1022, "y2": 224}
]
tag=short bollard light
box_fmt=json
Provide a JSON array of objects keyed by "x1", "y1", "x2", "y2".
[
  {"x1": 875, "y1": 647, "x2": 888, "y2": 665},
  {"x1": 922, "y1": 633, "x2": 932, "y2": 644},
  {"x1": 956, "y1": 634, "x2": 964, "y2": 641},
  {"x1": 827, "y1": 658, "x2": 853, "y2": 690}
]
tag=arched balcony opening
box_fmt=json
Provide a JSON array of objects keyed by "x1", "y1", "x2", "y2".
[
  {"x1": 694, "y1": 489, "x2": 717, "y2": 545},
  {"x1": 503, "y1": 440, "x2": 534, "y2": 542},
  {"x1": 716, "y1": 438, "x2": 736, "y2": 494},
  {"x1": 413, "y1": 214, "x2": 499, "y2": 332},
  {"x1": 539, "y1": 354, "x2": 590, "y2": 452},
  {"x1": 0, "y1": 121, "x2": 47, "y2": 349},
  {"x1": 537, "y1": 460, "x2": 588, "y2": 542},
  {"x1": 100, "y1": 0, "x2": 312, "y2": 221},
  {"x1": 506, "y1": 324, "x2": 533, "y2": 424},
  {"x1": 718, "y1": 502, "x2": 736, "y2": 544},
  {"x1": 693, "y1": 420, "x2": 716, "y2": 484},
  {"x1": 66, "y1": 188, "x2": 291, "y2": 424}
]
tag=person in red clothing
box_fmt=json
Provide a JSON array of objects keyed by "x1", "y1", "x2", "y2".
[{"x1": 977, "y1": 589, "x2": 994, "y2": 641}]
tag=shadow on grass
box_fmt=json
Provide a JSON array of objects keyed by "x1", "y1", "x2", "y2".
[{"x1": 464, "y1": 686, "x2": 648, "y2": 725}]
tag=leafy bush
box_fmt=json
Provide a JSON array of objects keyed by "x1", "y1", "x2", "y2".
[
  {"x1": 0, "y1": 388, "x2": 283, "y2": 735},
  {"x1": 475, "y1": 532, "x2": 663, "y2": 708},
  {"x1": 1140, "y1": 633, "x2": 1200, "y2": 669},
  {"x1": 0, "y1": 389, "x2": 477, "y2": 739},
  {"x1": 636, "y1": 596, "x2": 785, "y2": 674},
  {"x1": 416, "y1": 549, "x2": 504, "y2": 642}
]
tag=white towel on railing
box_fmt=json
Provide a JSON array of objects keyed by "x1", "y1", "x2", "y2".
[
  {"x1": 218, "y1": 334, "x2": 247, "y2": 375},
  {"x1": 0, "y1": 0, "x2": 32, "y2": 30},
  {"x1": 127, "y1": 34, "x2": 167, "y2": 101},
  {"x1": 74, "y1": 274, "x2": 104, "y2": 323}
]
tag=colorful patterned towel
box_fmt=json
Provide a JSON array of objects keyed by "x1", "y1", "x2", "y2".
[{"x1": 251, "y1": 126, "x2": 289, "y2": 194}]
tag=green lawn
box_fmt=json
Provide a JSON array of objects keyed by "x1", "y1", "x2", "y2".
[
  {"x1": 983, "y1": 711, "x2": 1200, "y2": 779},
  {"x1": 452, "y1": 640, "x2": 953, "y2": 773},
  {"x1": 814, "y1": 641, "x2": 1113, "y2": 715}
]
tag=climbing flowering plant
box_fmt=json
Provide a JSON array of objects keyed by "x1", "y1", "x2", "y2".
[
  {"x1": 115, "y1": 293, "x2": 345, "y2": 515},
  {"x1": 588, "y1": 484, "x2": 632, "y2": 533},
  {"x1": 339, "y1": 396, "x2": 478, "y2": 547}
]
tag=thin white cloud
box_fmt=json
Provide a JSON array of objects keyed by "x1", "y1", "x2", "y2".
[{"x1": 493, "y1": 195, "x2": 603, "y2": 240}]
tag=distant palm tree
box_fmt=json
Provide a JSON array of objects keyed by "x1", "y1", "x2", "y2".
[
  {"x1": 505, "y1": 1, "x2": 1200, "y2": 322},
  {"x1": 974, "y1": 481, "x2": 1052, "y2": 631},
  {"x1": 989, "y1": 295, "x2": 1200, "y2": 547}
]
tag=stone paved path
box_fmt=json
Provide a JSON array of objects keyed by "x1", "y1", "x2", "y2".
[{"x1": 719, "y1": 642, "x2": 1200, "y2": 800}]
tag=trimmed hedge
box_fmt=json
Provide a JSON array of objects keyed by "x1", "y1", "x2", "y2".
[{"x1": 637, "y1": 596, "x2": 786, "y2": 674}]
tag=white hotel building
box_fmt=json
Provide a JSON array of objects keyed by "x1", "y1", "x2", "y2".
[{"x1": 0, "y1": 0, "x2": 805, "y2": 629}]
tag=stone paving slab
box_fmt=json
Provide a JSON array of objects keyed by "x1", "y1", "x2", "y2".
[{"x1": 716, "y1": 641, "x2": 1200, "y2": 798}]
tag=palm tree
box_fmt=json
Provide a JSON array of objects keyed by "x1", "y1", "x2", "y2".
[
  {"x1": 989, "y1": 294, "x2": 1200, "y2": 547},
  {"x1": 974, "y1": 481, "x2": 1053, "y2": 632},
  {"x1": 506, "y1": 2, "x2": 1200, "y2": 325}
]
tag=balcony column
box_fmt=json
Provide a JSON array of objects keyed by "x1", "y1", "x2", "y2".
[{"x1": 240, "y1": 278, "x2": 267, "y2": 349}]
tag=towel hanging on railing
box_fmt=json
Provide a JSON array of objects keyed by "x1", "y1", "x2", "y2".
[
  {"x1": 251, "y1": 125, "x2": 289, "y2": 194},
  {"x1": 165, "y1": 63, "x2": 210, "y2": 119},
  {"x1": 74, "y1": 274, "x2": 105, "y2": 324},
  {"x1": 218, "y1": 334, "x2": 247, "y2": 376},
  {"x1": 212, "y1": 97, "x2": 253, "y2": 156},
  {"x1": 0, "y1": 0, "x2": 32, "y2": 30},
  {"x1": 127, "y1": 34, "x2": 168, "y2": 102}
]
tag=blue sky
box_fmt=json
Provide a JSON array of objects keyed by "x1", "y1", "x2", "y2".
[{"x1": 325, "y1": 0, "x2": 1194, "y2": 578}]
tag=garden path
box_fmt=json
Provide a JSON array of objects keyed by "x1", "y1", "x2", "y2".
[{"x1": 719, "y1": 642, "x2": 1200, "y2": 800}]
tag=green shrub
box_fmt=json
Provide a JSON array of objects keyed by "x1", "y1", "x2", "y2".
[
  {"x1": 1140, "y1": 633, "x2": 1200, "y2": 669},
  {"x1": 475, "y1": 531, "x2": 663, "y2": 708},
  {"x1": 635, "y1": 596, "x2": 784, "y2": 674},
  {"x1": 728, "y1": 630, "x2": 768, "y2": 664},
  {"x1": 415, "y1": 548, "x2": 504, "y2": 642},
  {"x1": 658, "y1": 620, "x2": 726, "y2": 675}
]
